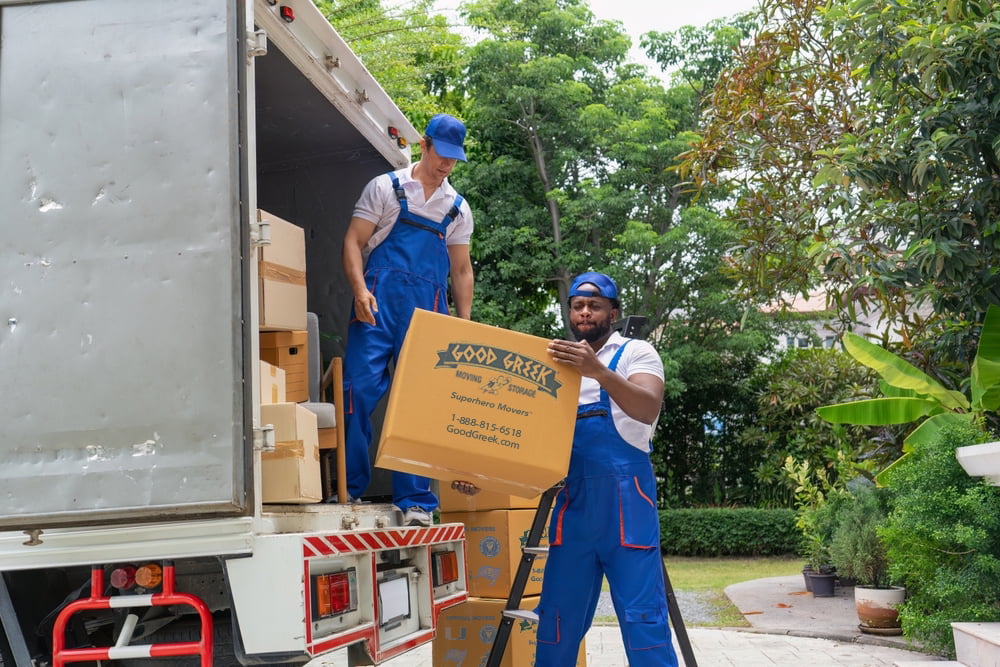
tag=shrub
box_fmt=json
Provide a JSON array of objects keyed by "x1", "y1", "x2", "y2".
[
  {"x1": 829, "y1": 481, "x2": 891, "y2": 587},
  {"x1": 880, "y1": 422, "x2": 1000, "y2": 658},
  {"x1": 659, "y1": 507, "x2": 799, "y2": 556}
]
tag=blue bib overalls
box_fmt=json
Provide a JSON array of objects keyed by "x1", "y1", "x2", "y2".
[
  {"x1": 342, "y1": 173, "x2": 464, "y2": 510},
  {"x1": 536, "y1": 342, "x2": 678, "y2": 667}
]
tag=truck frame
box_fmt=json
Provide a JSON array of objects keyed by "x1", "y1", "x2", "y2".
[{"x1": 0, "y1": 0, "x2": 468, "y2": 664}]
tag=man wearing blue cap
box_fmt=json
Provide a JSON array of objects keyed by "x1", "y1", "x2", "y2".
[
  {"x1": 338, "y1": 113, "x2": 475, "y2": 525},
  {"x1": 537, "y1": 272, "x2": 678, "y2": 666}
]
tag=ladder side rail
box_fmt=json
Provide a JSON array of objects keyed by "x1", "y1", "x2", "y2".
[
  {"x1": 485, "y1": 482, "x2": 563, "y2": 667},
  {"x1": 663, "y1": 560, "x2": 697, "y2": 666}
]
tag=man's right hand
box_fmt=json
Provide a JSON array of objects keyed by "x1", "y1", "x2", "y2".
[{"x1": 354, "y1": 289, "x2": 378, "y2": 326}]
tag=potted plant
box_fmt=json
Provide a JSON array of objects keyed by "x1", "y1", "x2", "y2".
[
  {"x1": 784, "y1": 456, "x2": 845, "y2": 597},
  {"x1": 829, "y1": 482, "x2": 904, "y2": 634}
]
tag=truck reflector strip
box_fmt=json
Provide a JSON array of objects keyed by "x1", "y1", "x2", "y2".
[{"x1": 302, "y1": 524, "x2": 464, "y2": 558}]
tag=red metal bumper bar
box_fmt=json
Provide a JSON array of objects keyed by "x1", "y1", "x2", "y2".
[{"x1": 52, "y1": 561, "x2": 213, "y2": 666}]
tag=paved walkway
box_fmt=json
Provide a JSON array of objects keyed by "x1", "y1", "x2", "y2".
[{"x1": 309, "y1": 575, "x2": 950, "y2": 666}]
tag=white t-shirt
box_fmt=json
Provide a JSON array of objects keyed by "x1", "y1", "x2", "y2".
[
  {"x1": 578, "y1": 331, "x2": 664, "y2": 453},
  {"x1": 352, "y1": 165, "x2": 474, "y2": 260}
]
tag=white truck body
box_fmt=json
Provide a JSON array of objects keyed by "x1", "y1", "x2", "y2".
[{"x1": 0, "y1": 0, "x2": 467, "y2": 664}]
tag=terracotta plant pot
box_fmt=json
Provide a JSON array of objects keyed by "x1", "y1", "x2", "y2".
[{"x1": 855, "y1": 586, "x2": 905, "y2": 635}]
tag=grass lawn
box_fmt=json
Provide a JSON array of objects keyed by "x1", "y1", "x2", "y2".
[
  {"x1": 595, "y1": 555, "x2": 802, "y2": 627},
  {"x1": 664, "y1": 555, "x2": 802, "y2": 627}
]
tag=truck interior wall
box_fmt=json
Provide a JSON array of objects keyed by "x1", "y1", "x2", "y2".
[{"x1": 253, "y1": 41, "x2": 401, "y2": 499}]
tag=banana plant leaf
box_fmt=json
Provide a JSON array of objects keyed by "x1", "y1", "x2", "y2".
[
  {"x1": 972, "y1": 305, "x2": 1000, "y2": 411},
  {"x1": 843, "y1": 333, "x2": 969, "y2": 411},
  {"x1": 879, "y1": 380, "x2": 917, "y2": 398},
  {"x1": 901, "y1": 412, "x2": 973, "y2": 452},
  {"x1": 816, "y1": 396, "x2": 941, "y2": 425},
  {"x1": 873, "y1": 412, "x2": 974, "y2": 485}
]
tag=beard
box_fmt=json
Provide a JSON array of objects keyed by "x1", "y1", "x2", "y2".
[{"x1": 570, "y1": 316, "x2": 612, "y2": 343}]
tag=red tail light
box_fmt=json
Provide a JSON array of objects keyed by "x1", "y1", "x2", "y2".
[
  {"x1": 110, "y1": 565, "x2": 136, "y2": 590},
  {"x1": 280, "y1": 6, "x2": 294, "y2": 22},
  {"x1": 312, "y1": 569, "x2": 358, "y2": 619},
  {"x1": 432, "y1": 550, "x2": 459, "y2": 587}
]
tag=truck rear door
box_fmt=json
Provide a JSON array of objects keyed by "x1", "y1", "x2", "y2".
[{"x1": 0, "y1": 0, "x2": 250, "y2": 529}]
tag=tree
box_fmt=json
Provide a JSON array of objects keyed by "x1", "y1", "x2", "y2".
[
  {"x1": 316, "y1": 0, "x2": 468, "y2": 120},
  {"x1": 680, "y1": 0, "x2": 1000, "y2": 359}
]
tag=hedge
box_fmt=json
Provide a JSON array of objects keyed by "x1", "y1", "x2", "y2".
[{"x1": 659, "y1": 507, "x2": 800, "y2": 556}]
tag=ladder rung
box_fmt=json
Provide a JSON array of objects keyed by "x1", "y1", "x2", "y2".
[
  {"x1": 523, "y1": 546, "x2": 549, "y2": 555},
  {"x1": 502, "y1": 609, "x2": 539, "y2": 623}
]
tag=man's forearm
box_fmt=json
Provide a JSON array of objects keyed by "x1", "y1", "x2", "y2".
[{"x1": 452, "y1": 272, "x2": 473, "y2": 319}]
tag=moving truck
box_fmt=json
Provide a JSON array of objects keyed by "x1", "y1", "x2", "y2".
[{"x1": 0, "y1": 0, "x2": 468, "y2": 664}]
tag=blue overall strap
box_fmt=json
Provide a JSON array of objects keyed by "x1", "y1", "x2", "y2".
[
  {"x1": 388, "y1": 172, "x2": 409, "y2": 217},
  {"x1": 441, "y1": 194, "x2": 464, "y2": 227},
  {"x1": 598, "y1": 339, "x2": 630, "y2": 403}
]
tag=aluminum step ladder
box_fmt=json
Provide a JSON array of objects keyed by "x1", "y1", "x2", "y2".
[{"x1": 485, "y1": 482, "x2": 698, "y2": 666}]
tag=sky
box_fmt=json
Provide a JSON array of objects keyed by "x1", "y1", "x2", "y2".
[
  {"x1": 431, "y1": 0, "x2": 761, "y2": 75},
  {"x1": 586, "y1": 0, "x2": 761, "y2": 72}
]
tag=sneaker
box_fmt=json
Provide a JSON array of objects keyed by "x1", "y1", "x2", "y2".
[{"x1": 403, "y1": 507, "x2": 432, "y2": 527}]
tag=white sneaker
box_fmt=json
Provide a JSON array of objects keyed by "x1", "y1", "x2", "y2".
[{"x1": 403, "y1": 507, "x2": 432, "y2": 527}]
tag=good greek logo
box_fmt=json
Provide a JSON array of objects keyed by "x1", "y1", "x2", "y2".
[{"x1": 435, "y1": 343, "x2": 562, "y2": 397}]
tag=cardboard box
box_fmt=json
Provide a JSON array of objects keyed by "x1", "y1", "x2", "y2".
[
  {"x1": 258, "y1": 209, "x2": 307, "y2": 331},
  {"x1": 259, "y1": 360, "x2": 286, "y2": 404},
  {"x1": 439, "y1": 484, "x2": 541, "y2": 512},
  {"x1": 260, "y1": 403, "x2": 320, "y2": 503},
  {"x1": 375, "y1": 310, "x2": 581, "y2": 497},
  {"x1": 432, "y1": 596, "x2": 586, "y2": 667},
  {"x1": 440, "y1": 510, "x2": 549, "y2": 598},
  {"x1": 260, "y1": 330, "x2": 308, "y2": 403}
]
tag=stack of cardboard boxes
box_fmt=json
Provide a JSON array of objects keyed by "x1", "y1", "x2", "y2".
[
  {"x1": 257, "y1": 209, "x2": 323, "y2": 504},
  {"x1": 433, "y1": 489, "x2": 585, "y2": 666}
]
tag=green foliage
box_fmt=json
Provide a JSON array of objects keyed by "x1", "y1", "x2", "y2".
[
  {"x1": 879, "y1": 422, "x2": 1000, "y2": 658},
  {"x1": 783, "y1": 455, "x2": 851, "y2": 568},
  {"x1": 659, "y1": 508, "x2": 800, "y2": 557},
  {"x1": 829, "y1": 481, "x2": 891, "y2": 588},
  {"x1": 316, "y1": 0, "x2": 467, "y2": 120},
  {"x1": 681, "y1": 0, "x2": 1000, "y2": 357},
  {"x1": 642, "y1": 11, "x2": 759, "y2": 98},
  {"x1": 817, "y1": 304, "x2": 1000, "y2": 480},
  {"x1": 737, "y1": 346, "x2": 886, "y2": 507}
]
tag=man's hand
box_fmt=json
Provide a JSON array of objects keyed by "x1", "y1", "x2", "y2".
[
  {"x1": 547, "y1": 339, "x2": 605, "y2": 378},
  {"x1": 451, "y1": 480, "x2": 480, "y2": 496},
  {"x1": 353, "y1": 288, "x2": 378, "y2": 326}
]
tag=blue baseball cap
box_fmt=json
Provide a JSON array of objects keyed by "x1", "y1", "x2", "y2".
[
  {"x1": 424, "y1": 113, "x2": 467, "y2": 161},
  {"x1": 569, "y1": 272, "x2": 619, "y2": 301}
]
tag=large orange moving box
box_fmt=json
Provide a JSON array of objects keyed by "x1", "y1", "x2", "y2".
[
  {"x1": 260, "y1": 330, "x2": 308, "y2": 403},
  {"x1": 432, "y1": 596, "x2": 586, "y2": 667},
  {"x1": 375, "y1": 309, "x2": 581, "y2": 497},
  {"x1": 257, "y1": 209, "x2": 308, "y2": 331},
  {"x1": 440, "y1": 509, "x2": 549, "y2": 598},
  {"x1": 260, "y1": 403, "x2": 321, "y2": 503},
  {"x1": 438, "y1": 484, "x2": 541, "y2": 513}
]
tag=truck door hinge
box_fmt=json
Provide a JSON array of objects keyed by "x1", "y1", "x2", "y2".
[
  {"x1": 247, "y1": 29, "x2": 268, "y2": 63},
  {"x1": 250, "y1": 219, "x2": 271, "y2": 248},
  {"x1": 253, "y1": 425, "x2": 275, "y2": 453}
]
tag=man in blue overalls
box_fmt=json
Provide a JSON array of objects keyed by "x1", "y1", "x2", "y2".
[
  {"x1": 537, "y1": 272, "x2": 678, "y2": 666},
  {"x1": 339, "y1": 114, "x2": 475, "y2": 526}
]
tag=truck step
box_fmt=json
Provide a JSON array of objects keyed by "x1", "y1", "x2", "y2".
[{"x1": 501, "y1": 609, "x2": 539, "y2": 623}]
